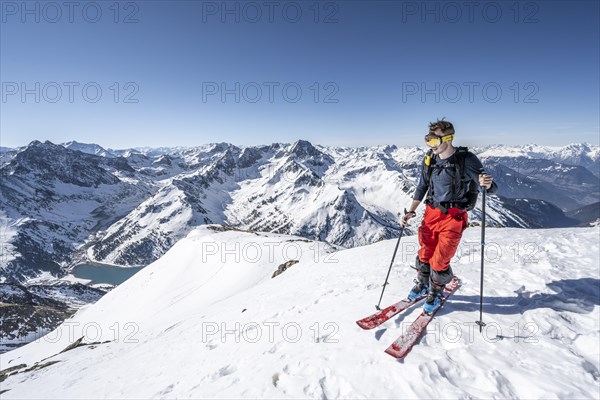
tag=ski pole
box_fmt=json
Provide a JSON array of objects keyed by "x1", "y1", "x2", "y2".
[
  {"x1": 476, "y1": 188, "x2": 487, "y2": 332},
  {"x1": 376, "y1": 210, "x2": 407, "y2": 310}
]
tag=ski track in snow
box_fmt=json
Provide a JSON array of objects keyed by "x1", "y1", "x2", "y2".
[{"x1": 1, "y1": 226, "x2": 599, "y2": 399}]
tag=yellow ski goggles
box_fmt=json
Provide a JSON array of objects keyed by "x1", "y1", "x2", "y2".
[{"x1": 425, "y1": 133, "x2": 454, "y2": 147}]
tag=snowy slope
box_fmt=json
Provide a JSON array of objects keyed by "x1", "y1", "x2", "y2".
[{"x1": 1, "y1": 226, "x2": 598, "y2": 399}]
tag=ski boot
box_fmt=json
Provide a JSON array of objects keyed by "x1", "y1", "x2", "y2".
[
  {"x1": 407, "y1": 276, "x2": 429, "y2": 301},
  {"x1": 408, "y1": 257, "x2": 430, "y2": 301},
  {"x1": 423, "y1": 281, "x2": 445, "y2": 315}
]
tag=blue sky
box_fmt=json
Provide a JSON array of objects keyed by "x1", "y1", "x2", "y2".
[{"x1": 1, "y1": 0, "x2": 598, "y2": 148}]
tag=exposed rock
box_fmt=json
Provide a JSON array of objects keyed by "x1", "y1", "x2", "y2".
[{"x1": 272, "y1": 260, "x2": 299, "y2": 278}]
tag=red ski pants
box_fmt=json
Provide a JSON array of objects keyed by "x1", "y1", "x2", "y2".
[{"x1": 418, "y1": 205, "x2": 468, "y2": 272}]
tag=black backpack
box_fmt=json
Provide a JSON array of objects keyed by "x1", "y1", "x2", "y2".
[{"x1": 424, "y1": 146, "x2": 479, "y2": 211}]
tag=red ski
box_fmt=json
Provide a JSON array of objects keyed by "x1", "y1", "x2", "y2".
[
  {"x1": 385, "y1": 277, "x2": 461, "y2": 359},
  {"x1": 356, "y1": 295, "x2": 426, "y2": 330}
]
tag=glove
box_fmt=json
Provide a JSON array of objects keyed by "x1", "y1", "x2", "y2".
[{"x1": 401, "y1": 210, "x2": 416, "y2": 226}]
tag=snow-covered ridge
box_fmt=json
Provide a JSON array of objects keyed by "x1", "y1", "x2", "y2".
[
  {"x1": 1, "y1": 141, "x2": 597, "y2": 162},
  {"x1": 477, "y1": 142, "x2": 600, "y2": 161},
  {"x1": 1, "y1": 226, "x2": 598, "y2": 398},
  {"x1": 55, "y1": 141, "x2": 600, "y2": 169},
  {"x1": 62, "y1": 141, "x2": 116, "y2": 158}
]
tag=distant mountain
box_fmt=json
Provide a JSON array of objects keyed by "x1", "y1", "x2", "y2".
[
  {"x1": 479, "y1": 143, "x2": 600, "y2": 178},
  {"x1": 1, "y1": 140, "x2": 598, "y2": 285},
  {"x1": 90, "y1": 156, "x2": 238, "y2": 265},
  {"x1": 496, "y1": 196, "x2": 579, "y2": 228},
  {"x1": 0, "y1": 141, "x2": 153, "y2": 282},
  {"x1": 62, "y1": 141, "x2": 116, "y2": 158},
  {"x1": 566, "y1": 201, "x2": 600, "y2": 226},
  {"x1": 481, "y1": 156, "x2": 599, "y2": 210}
]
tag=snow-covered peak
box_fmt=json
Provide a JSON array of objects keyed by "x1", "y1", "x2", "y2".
[
  {"x1": 4, "y1": 140, "x2": 125, "y2": 187},
  {"x1": 62, "y1": 141, "x2": 116, "y2": 158},
  {"x1": 287, "y1": 140, "x2": 325, "y2": 158}
]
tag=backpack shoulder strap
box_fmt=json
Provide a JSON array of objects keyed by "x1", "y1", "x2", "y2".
[
  {"x1": 455, "y1": 146, "x2": 469, "y2": 179},
  {"x1": 424, "y1": 149, "x2": 435, "y2": 202},
  {"x1": 424, "y1": 149, "x2": 435, "y2": 181}
]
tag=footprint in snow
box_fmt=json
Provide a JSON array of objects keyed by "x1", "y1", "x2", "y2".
[
  {"x1": 264, "y1": 344, "x2": 278, "y2": 354},
  {"x1": 215, "y1": 364, "x2": 236, "y2": 378},
  {"x1": 154, "y1": 383, "x2": 175, "y2": 398},
  {"x1": 206, "y1": 340, "x2": 218, "y2": 350}
]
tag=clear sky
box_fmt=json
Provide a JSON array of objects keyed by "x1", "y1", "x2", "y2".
[{"x1": 1, "y1": 0, "x2": 599, "y2": 149}]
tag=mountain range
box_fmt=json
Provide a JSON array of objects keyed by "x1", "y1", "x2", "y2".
[{"x1": 1, "y1": 140, "x2": 598, "y2": 285}]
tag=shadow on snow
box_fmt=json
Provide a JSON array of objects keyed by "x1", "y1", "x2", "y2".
[{"x1": 446, "y1": 278, "x2": 600, "y2": 315}]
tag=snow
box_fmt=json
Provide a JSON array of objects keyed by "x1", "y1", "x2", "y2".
[
  {"x1": 27, "y1": 273, "x2": 94, "y2": 286},
  {"x1": 0, "y1": 211, "x2": 20, "y2": 271},
  {"x1": 1, "y1": 225, "x2": 598, "y2": 399}
]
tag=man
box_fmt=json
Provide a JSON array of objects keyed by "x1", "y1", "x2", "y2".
[{"x1": 401, "y1": 119, "x2": 497, "y2": 314}]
